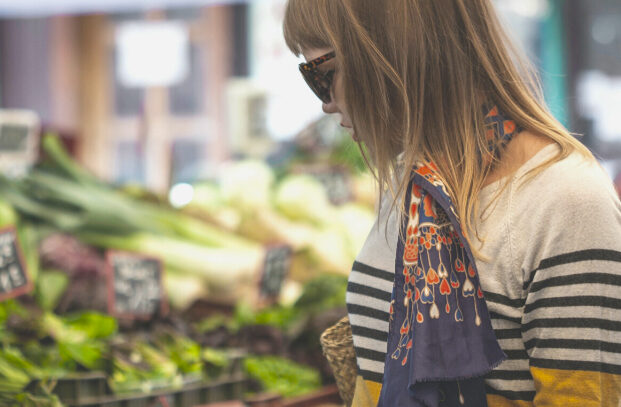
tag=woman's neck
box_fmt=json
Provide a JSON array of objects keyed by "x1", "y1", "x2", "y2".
[{"x1": 482, "y1": 129, "x2": 554, "y2": 188}]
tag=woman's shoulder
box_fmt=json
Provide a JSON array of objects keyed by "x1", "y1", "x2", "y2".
[
  {"x1": 515, "y1": 143, "x2": 617, "y2": 206},
  {"x1": 509, "y1": 142, "x2": 621, "y2": 242}
]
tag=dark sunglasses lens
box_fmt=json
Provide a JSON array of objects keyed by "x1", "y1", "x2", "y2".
[{"x1": 301, "y1": 69, "x2": 333, "y2": 103}]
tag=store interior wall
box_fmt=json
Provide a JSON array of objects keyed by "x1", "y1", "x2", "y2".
[
  {"x1": 0, "y1": 18, "x2": 53, "y2": 123},
  {"x1": 0, "y1": 0, "x2": 619, "y2": 187}
]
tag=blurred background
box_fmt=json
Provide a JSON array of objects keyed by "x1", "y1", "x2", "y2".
[
  {"x1": 0, "y1": 1, "x2": 619, "y2": 406},
  {"x1": 0, "y1": 0, "x2": 619, "y2": 190}
]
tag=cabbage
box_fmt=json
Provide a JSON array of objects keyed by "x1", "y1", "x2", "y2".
[
  {"x1": 219, "y1": 160, "x2": 275, "y2": 210},
  {"x1": 274, "y1": 175, "x2": 336, "y2": 226}
]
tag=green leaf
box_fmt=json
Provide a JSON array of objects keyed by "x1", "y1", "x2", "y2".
[
  {"x1": 64, "y1": 312, "x2": 118, "y2": 340},
  {"x1": 58, "y1": 341, "x2": 104, "y2": 371},
  {"x1": 243, "y1": 356, "x2": 321, "y2": 398},
  {"x1": 35, "y1": 271, "x2": 69, "y2": 311}
]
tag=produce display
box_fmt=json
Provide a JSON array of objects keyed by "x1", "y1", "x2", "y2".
[
  {"x1": 243, "y1": 356, "x2": 320, "y2": 398},
  {"x1": 0, "y1": 271, "x2": 348, "y2": 406},
  {"x1": 0, "y1": 130, "x2": 376, "y2": 406},
  {"x1": 0, "y1": 300, "x2": 241, "y2": 406}
]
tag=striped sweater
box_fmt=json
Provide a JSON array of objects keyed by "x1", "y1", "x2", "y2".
[{"x1": 346, "y1": 144, "x2": 621, "y2": 406}]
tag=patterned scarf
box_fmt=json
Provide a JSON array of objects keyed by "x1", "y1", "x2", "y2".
[{"x1": 377, "y1": 107, "x2": 519, "y2": 407}]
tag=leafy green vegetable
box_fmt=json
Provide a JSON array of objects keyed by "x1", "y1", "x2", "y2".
[
  {"x1": 0, "y1": 300, "x2": 28, "y2": 344},
  {"x1": 231, "y1": 301, "x2": 300, "y2": 332},
  {"x1": 1, "y1": 347, "x2": 44, "y2": 379},
  {"x1": 63, "y1": 312, "x2": 117, "y2": 340},
  {"x1": 11, "y1": 390, "x2": 63, "y2": 407},
  {"x1": 195, "y1": 313, "x2": 233, "y2": 334},
  {"x1": 155, "y1": 331, "x2": 202, "y2": 377},
  {"x1": 35, "y1": 271, "x2": 69, "y2": 311},
  {"x1": 198, "y1": 274, "x2": 347, "y2": 336},
  {"x1": 56, "y1": 341, "x2": 104, "y2": 371},
  {"x1": 0, "y1": 198, "x2": 18, "y2": 227},
  {"x1": 110, "y1": 340, "x2": 182, "y2": 394},
  {"x1": 2, "y1": 134, "x2": 261, "y2": 258},
  {"x1": 0, "y1": 300, "x2": 27, "y2": 326},
  {"x1": 41, "y1": 133, "x2": 102, "y2": 187},
  {"x1": 0, "y1": 347, "x2": 61, "y2": 404},
  {"x1": 39, "y1": 312, "x2": 115, "y2": 371},
  {"x1": 135, "y1": 342, "x2": 178, "y2": 379},
  {"x1": 0, "y1": 351, "x2": 31, "y2": 395},
  {"x1": 17, "y1": 222, "x2": 41, "y2": 283},
  {"x1": 243, "y1": 356, "x2": 321, "y2": 398},
  {"x1": 201, "y1": 348, "x2": 229, "y2": 369},
  {"x1": 19, "y1": 341, "x2": 68, "y2": 379},
  {"x1": 294, "y1": 274, "x2": 348, "y2": 312},
  {"x1": 202, "y1": 348, "x2": 230, "y2": 379},
  {"x1": 110, "y1": 356, "x2": 157, "y2": 394}
]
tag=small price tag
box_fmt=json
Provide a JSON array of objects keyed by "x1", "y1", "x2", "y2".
[
  {"x1": 0, "y1": 226, "x2": 33, "y2": 302},
  {"x1": 260, "y1": 245, "x2": 292, "y2": 299},
  {"x1": 106, "y1": 251, "x2": 167, "y2": 319},
  {"x1": 0, "y1": 110, "x2": 39, "y2": 178}
]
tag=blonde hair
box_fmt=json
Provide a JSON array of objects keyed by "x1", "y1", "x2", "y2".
[{"x1": 283, "y1": 0, "x2": 592, "y2": 255}]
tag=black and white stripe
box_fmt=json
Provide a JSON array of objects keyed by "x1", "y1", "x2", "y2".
[
  {"x1": 484, "y1": 292, "x2": 536, "y2": 401},
  {"x1": 344, "y1": 147, "x2": 621, "y2": 403},
  {"x1": 346, "y1": 252, "x2": 621, "y2": 398},
  {"x1": 521, "y1": 250, "x2": 621, "y2": 373},
  {"x1": 483, "y1": 249, "x2": 621, "y2": 400},
  {"x1": 346, "y1": 261, "x2": 393, "y2": 383},
  {"x1": 344, "y1": 249, "x2": 621, "y2": 396}
]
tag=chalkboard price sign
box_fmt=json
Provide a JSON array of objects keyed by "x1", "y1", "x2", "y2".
[
  {"x1": 260, "y1": 245, "x2": 292, "y2": 299},
  {"x1": 0, "y1": 227, "x2": 33, "y2": 302},
  {"x1": 106, "y1": 251, "x2": 167, "y2": 319}
]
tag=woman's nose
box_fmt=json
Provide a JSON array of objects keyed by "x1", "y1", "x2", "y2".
[{"x1": 322, "y1": 99, "x2": 338, "y2": 114}]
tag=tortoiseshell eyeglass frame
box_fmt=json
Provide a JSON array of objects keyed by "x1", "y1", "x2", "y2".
[{"x1": 298, "y1": 51, "x2": 336, "y2": 103}]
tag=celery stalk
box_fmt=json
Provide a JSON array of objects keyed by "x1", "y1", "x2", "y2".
[{"x1": 77, "y1": 232, "x2": 265, "y2": 289}]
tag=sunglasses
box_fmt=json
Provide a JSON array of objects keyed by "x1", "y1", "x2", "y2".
[{"x1": 299, "y1": 51, "x2": 336, "y2": 103}]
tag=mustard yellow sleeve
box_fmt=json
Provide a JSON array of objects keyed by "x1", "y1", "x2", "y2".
[
  {"x1": 530, "y1": 367, "x2": 621, "y2": 407},
  {"x1": 351, "y1": 375, "x2": 382, "y2": 407}
]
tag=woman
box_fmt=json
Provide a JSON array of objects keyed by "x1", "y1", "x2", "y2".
[{"x1": 283, "y1": 0, "x2": 621, "y2": 406}]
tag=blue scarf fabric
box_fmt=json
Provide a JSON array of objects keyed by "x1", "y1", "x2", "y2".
[{"x1": 377, "y1": 107, "x2": 518, "y2": 407}]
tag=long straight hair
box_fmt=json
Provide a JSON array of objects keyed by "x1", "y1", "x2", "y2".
[{"x1": 283, "y1": 0, "x2": 592, "y2": 255}]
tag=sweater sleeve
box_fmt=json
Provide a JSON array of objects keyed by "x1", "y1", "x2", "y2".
[{"x1": 518, "y1": 165, "x2": 621, "y2": 407}]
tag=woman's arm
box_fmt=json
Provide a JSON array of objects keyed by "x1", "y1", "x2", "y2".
[{"x1": 520, "y1": 172, "x2": 621, "y2": 406}]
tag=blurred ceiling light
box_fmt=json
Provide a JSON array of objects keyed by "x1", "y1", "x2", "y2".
[
  {"x1": 116, "y1": 21, "x2": 189, "y2": 88},
  {"x1": 496, "y1": 0, "x2": 550, "y2": 19},
  {"x1": 591, "y1": 16, "x2": 618, "y2": 45},
  {"x1": 169, "y1": 182, "x2": 194, "y2": 208}
]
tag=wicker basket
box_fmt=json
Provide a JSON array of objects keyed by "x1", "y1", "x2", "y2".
[{"x1": 320, "y1": 316, "x2": 357, "y2": 407}]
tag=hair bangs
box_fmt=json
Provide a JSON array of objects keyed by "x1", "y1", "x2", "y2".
[{"x1": 283, "y1": 0, "x2": 336, "y2": 56}]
